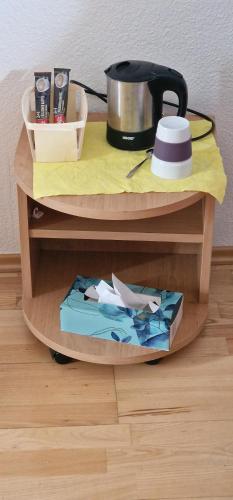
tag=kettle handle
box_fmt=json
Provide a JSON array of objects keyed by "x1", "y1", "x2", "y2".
[{"x1": 148, "y1": 72, "x2": 188, "y2": 128}]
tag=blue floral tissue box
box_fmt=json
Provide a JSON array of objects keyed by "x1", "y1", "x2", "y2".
[{"x1": 60, "y1": 276, "x2": 183, "y2": 351}]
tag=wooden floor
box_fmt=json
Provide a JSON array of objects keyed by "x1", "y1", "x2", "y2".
[{"x1": 0, "y1": 255, "x2": 233, "y2": 499}]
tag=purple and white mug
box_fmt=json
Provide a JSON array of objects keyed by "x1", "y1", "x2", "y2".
[{"x1": 151, "y1": 116, "x2": 192, "y2": 179}]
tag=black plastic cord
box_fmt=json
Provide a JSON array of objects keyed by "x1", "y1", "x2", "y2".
[
  {"x1": 163, "y1": 100, "x2": 215, "y2": 141},
  {"x1": 70, "y1": 79, "x2": 214, "y2": 141},
  {"x1": 70, "y1": 79, "x2": 107, "y2": 103}
]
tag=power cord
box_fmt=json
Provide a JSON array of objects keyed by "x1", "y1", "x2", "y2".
[
  {"x1": 70, "y1": 79, "x2": 214, "y2": 141},
  {"x1": 71, "y1": 79, "x2": 107, "y2": 103},
  {"x1": 163, "y1": 100, "x2": 214, "y2": 141}
]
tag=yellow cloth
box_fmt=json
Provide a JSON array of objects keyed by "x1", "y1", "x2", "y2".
[{"x1": 33, "y1": 120, "x2": 227, "y2": 203}]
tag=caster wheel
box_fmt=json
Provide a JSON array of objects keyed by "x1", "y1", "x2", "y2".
[
  {"x1": 49, "y1": 349, "x2": 74, "y2": 364},
  {"x1": 145, "y1": 358, "x2": 161, "y2": 365}
]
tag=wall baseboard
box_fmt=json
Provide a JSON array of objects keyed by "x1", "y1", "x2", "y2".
[
  {"x1": 0, "y1": 247, "x2": 232, "y2": 272},
  {"x1": 0, "y1": 254, "x2": 21, "y2": 272},
  {"x1": 211, "y1": 246, "x2": 233, "y2": 265}
]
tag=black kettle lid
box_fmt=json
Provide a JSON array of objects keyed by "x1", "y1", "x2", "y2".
[{"x1": 105, "y1": 60, "x2": 181, "y2": 82}]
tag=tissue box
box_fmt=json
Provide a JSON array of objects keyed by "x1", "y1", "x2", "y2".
[{"x1": 60, "y1": 276, "x2": 183, "y2": 351}]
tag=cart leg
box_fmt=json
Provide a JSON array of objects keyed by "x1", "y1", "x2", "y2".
[
  {"x1": 49, "y1": 349, "x2": 74, "y2": 364},
  {"x1": 145, "y1": 358, "x2": 161, "y2": 365},
  {"x1": 199, "y1": 195, "x2": 215, "y2": 303}
]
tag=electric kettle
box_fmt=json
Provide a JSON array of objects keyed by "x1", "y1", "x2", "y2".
[{"x1": 105, "y1": 60, "x2": 188, "y2": 150}]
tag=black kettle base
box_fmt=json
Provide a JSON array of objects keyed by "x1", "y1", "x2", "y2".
[{"x1": 106, "y1": 124, "x2": 155, "y2": 151}]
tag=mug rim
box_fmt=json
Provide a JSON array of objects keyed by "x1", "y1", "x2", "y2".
[{"x1": 158, "y1": 116, "x2": 190, "y2": 130}]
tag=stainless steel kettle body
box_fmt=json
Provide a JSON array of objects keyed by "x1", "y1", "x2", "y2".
[
  {"x1": 107, "y1": 80, "x2": 153, "y2": 133},
  {"x1": 105, "y1": 60, "x2": 188, "y2": 151}
]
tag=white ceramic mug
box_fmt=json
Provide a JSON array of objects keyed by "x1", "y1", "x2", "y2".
[{"x1": 151, "y1": 116, "x2": 192, "y2": 179}]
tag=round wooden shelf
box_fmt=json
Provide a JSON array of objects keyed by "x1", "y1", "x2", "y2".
[
  {"x1": 15, "y1": 117, "x2": 204, "y2": 221},
  {"x1": 23, "y1": 250, "x2": 208, "y2": 365}
]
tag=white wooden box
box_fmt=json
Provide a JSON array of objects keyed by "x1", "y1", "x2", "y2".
[{"x1": 22, "y1": 83, "x2": 88, "y2": 163}]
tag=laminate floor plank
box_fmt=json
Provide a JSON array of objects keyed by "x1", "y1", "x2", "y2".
[
  {"x1": 0, "y1": 363, "x2": 117, "y2": 428},
  {"x1": 0, "y1": 308, "x2": 51, "y2": 363},
  {"x1": 0, "y1": 424, "x2": 131, "y2": 450},
  {"x1": 0, "y1": 271, "x2": 22, "y2": 309},
  {"x1": 0, "y1": 473, "x2": 136, "y2": 500},
  {"x1": 114, "y1": 353, "x2": 233, "y2": 423},
  {"x1": 134, "y1": 470, "x2": 233, "y2": 499},
  {"x1": 0, "y1": 448, "x2": 107, "y2": 477}
]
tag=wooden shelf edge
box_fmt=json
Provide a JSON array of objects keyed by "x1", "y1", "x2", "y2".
[
  {"x1": 23, "y1": 301, "x2": 208, "y2": 365},
  {"x1": 29, "y1": 228, "x2": 203, "y2": 244},
  {"x1": 30, "y1": 192, "x2": 205, "y2": 221}
]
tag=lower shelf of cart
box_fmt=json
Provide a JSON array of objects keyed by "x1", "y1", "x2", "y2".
[{"x1": 23, "y1": 249, "x2": 208, "y2": 365}]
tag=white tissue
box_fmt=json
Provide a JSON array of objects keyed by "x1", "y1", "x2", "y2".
[{"x1": 85, "y1": 274, "x2": 161, "y2": 313}]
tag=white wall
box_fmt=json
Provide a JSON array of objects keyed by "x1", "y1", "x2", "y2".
[{"x1": 0, "y1": 0, "x2": 232, "y2": 252}]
